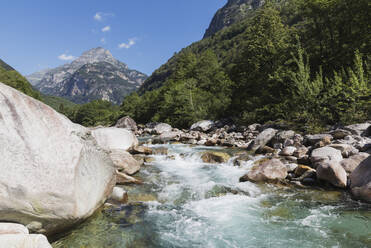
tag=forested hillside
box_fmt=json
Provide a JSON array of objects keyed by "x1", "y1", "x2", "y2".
[
  {"x1": 0, "y1": 59, "x2": 42, "y2": 100},
  {"x1": 122, "y1": 0, "x2": 371, "y2": 131}
]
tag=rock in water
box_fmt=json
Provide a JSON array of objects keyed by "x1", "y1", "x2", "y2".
[
  {"x1": 201, "y1": 151, "x2": 231, "y2": 163},
  {"x1": 0, "y1": 83, "x2": 116, "y2": 235},
  {"x1": 115, "y1": 116, "x2": 137, "y2": 132},
  {"x1": 154, "y1": 123, "x2": 172, "y2": 134},
  {"x1": 109, "y1": 150, "x2": 141, "y2": 175},
  {"x1": 240, "y1": 159, "x2": 287, "y2": 183},
  {"x1": 350, "y1": 156, "x2": 371, "y2": 203},
  {"x1": 316, "y1": 161, "x2": 347, "y2": 188},
  {"x1": 92, "y1": 127, "x2": 138, "y2": 151}
]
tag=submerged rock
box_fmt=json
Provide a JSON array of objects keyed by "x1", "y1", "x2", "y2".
[
  {"x1": 240, "y1": 159, "x2": 287, "y2": 183},
  {"x1": 201, "y1": 151, "x2": 231, "y2": 163},
  {"x1": 350, "y1": 156, "x2": 371, "y2": 203},
  {"x1": 0, "y1": 83, "x2": 116, "y2": 235}
]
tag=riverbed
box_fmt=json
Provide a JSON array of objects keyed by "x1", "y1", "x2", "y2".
[{"x1": 53, "y1": 144, "x2": 371, "y2": 248}]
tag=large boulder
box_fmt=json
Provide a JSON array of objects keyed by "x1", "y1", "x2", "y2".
[
  {"x1": 115, "y1": 116, "x2": 137, "y2": 132},
  {"x1": 190, "y1": 120, "x2": 215, "y2": 132},
  {"x1": 240, "y1": 159, "x2": 287, "y2": 183},
  {"x1": 329, "y1": 144, "x2": 358, "y2": 158},
  {"x1": 0, "y1": 83, "x2": 116, "y2": 235},
  {"x1": 304, "y1": 134, "x2": 333, "y2": 146},
  {"x1": 92, "y1": 127, "x2": 138, "y2": 151},
  {"x1": 340, "y1": 153, "x2": 369, "y2": 174},
  {"x1": 0, "y1": 223, "x2": 29, "y2": 235},
  {"x1": 153, "y1": 131, "x2": 182, "y2": 144},
  {"x1": 154, "y1": 123, "x2": 172, "y2": 134},
  {"x1": 345, "y1": 123, "x2": 371, "y2": 136},
  {"x1": 109, "y1": 150, "x2": 141, "y2": 175},
  {"x1": 316, "y1": 161, "x2": 347, "y2": 188},
  {"x1": 350, "y1": 156, "x2": 371, "y2": 202},
  {"x1": 311, "y1": 146, "x2": 343, "y2": 164},
  {"x1": 247, "y1": 128, "x2": 277, "y2": 153},
  {"x1": 0, "y1": 234, "x2": 52, "y2": 248}
]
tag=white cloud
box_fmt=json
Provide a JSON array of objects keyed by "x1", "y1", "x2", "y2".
[
  {"x1": 94, "y1": 13, "x2": 102, "y2": 21},
  {"x1": 93, "y1": 12, "x2": 114, "y2": 21},
  {"x1": 100, "y1": 38, "x2": 106, "y2": 44},
  {"x1": 101, "y1": 25, "x2": 111, "y2": 32},
  {"x1": 58, "y1": 54, "x2": 76, "y2": 61},
  {"x1": 118, "y1": 38, "x2": 137, "y2": 49}
]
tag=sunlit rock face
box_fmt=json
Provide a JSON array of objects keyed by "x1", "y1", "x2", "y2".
[{"x1": 0, "y1": 82, "x2": 116, "y2": 235}]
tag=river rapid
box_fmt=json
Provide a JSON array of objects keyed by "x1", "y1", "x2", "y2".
[{"x1": 53, "y1": 144, "x2": 371, "y2": 248}]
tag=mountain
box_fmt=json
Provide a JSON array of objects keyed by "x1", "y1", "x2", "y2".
[
  {"x1": 203, "y1": 0, "x2": 264, "y2": 38},
  {"x1": 123, "y1": 0, "x2": 370, "y2": 130},
  {"x1": 28, "y1": 47, "x2": 147, "y2": 104}
]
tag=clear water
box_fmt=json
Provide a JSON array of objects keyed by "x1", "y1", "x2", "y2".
[{"x1": 53, "y1": 144, "x2": 371, "y2": 248}]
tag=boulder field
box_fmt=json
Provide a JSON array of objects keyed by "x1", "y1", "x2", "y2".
[
  {"x1": 135, "y1": 119, "x2": 371, "y2": 202},
  {"x1": 0, "y1": 82, "x2": 117, "y2": 235}
]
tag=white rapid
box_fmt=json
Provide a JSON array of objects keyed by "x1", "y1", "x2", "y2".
[{"x1": 53, "y1": 144, "x2": 371, "y2": 248}]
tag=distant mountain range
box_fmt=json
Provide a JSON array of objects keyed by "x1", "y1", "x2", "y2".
[
  {"x1": 203, "y1": 0, "x2": 264, "y2": 38},
  {"x1": 27, "y1": 47, "x2": 147, "y2": 104}
]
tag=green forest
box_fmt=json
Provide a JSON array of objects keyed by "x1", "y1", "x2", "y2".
[{"x1": 120, "y1": 0, "x2": 370, "y2": 131}]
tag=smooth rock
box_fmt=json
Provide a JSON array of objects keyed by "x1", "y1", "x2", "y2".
[
  {"x1": 330, "y1": 129, "x2": 352, "y2": 139},
  {"x1": 329, "y1": 144, "x2": 359, "y2": 158},
  {"x1": 190, "y1": 120, "x2": 215, "y2": 132},
  {"x1": 115, "y1": 116, "x2": 137, "y2": 132},
  {"x1": 273, "y1": 130, "x2": 296, "y2": 143},
  {"x1": 110, "y1": 187, "x2": 128, "y2": 204},
  {"x1": 293, "y1": 146, "x2": 309, "y2": 158},
  {"x1": 0, "y1": 223, "x2": 29, "y2": 235},
  {"x1": 345, "y1": 123, "x2": 371, "y2": 136},
  {"x1": 305, "y1": 134, "x2": 333, "y2": 146},
  {"x1": 0, "y1": 234, "x2": 52, "y2": 248},
  {"x1": 153, "y1": 131, "x2": 182, "y2": 144},
  {"x1": 240, "y1": 159, "x2": 287, "y2": 183},
  {"x1": 280, "y1": 146, "x2": 297, "y2": 156},
  {"x1": 130, "y1": 146, "x2": 153, "y2": 155},
  {"x1": 116, "y1": 171, "x2": 142, "y2": 185},
  {"x1": 311, "y1": 146, "x2": 343, "y2": 164},
  {"x1": 294, "y1": 165, "x2": 315, "y2": 177},
  {"x1": 350, "y1": 156, "x2": 371, "y2": 202},
  {"x1": 154, "y1": 123, "x2": 172, "y2": 134},
  {"x1": 340, "y1": 153, "x2": 369, "y2": 174},
  {"x1": 0, "y1": 83, "x2": 115, "y2": 234},
  {"x1": 247, "y1": 128, "x2": 278, "y2": 153},
  {"x1": 201, "y1": 151, "x2": 231, "y2": 163},
  {"x1": 92, "y1": 127, "x2": 138, "y2": 151},
  {"x1": 109, "y1": 150, "x2": 141, "y2": 175},
  {"x1": 316, "y1": 161, "x2": 347, "y2": 188}
]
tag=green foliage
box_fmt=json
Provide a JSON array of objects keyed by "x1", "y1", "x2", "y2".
[
  {"x1": 0, "y1": 64, "x2": 42, "y2": 100},
  {"x1": 126, "y1": 0, "x2": 370, "y2": 130},
  {"x1": 121, "y1": 50, "x2": 233, "y2": 128},
  {"x1": 70, "y1": 100, "x2": 120, "y2": 127}
]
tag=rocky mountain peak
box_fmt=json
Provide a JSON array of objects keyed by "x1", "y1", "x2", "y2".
[
  {"x1": 203, "y1": 0, "x2": 265, "y2": 38},
  {"x1": 72, "y1": 47, "x2": 127, "y2": 69}
]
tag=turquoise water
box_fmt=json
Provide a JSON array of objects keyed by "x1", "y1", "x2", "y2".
[{"x1": 53, "y1": 144, "x2": 371, "y2": 248}]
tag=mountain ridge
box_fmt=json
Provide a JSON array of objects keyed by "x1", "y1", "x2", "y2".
[{"x1": 28, "y1": 47, "x2": 147, "y2": 104}]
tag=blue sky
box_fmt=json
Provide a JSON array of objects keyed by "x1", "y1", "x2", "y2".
[{"x1": 0, "y1": 0, "x2": 225, "y2": 76}]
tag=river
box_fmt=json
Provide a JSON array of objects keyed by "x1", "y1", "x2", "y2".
[{"x1": 53, "y1": 144, "x2": 371, "y2": 248}]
